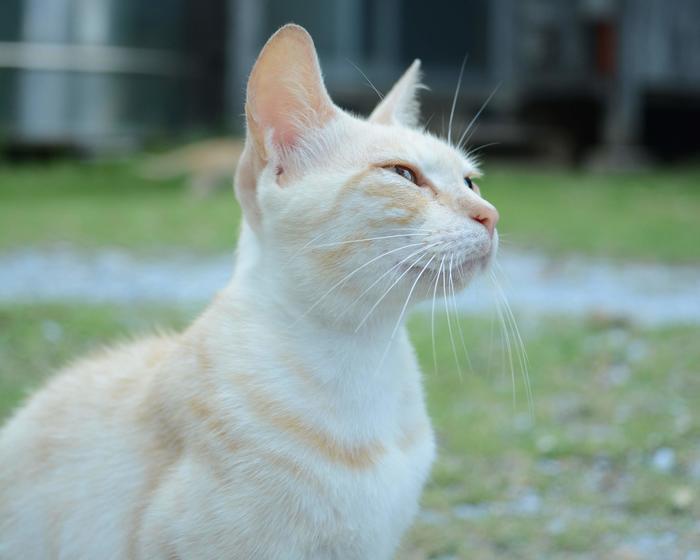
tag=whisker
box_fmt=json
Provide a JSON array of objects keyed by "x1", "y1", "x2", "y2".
[
  {"x1": 299, "y1": 227, "x2": 427, "y2": 253},
  {"x1": 431, "y1": 254, "x2": 446, "y2": 374},
  {"x1": 490, "y1": 270, "x2": 533, "y2": 417},
  {"x1": 389, "y1": 255, "x2": 436, "y2": 341},
  {"x1": 494, "y1": 294, "x2": 517, "y2": 411},
  {"x1": 457, "y1": 82, "x2": 501, "y2": 150},
  {"x1": 355, "y1": 243, "x2": 440, "y2": 332},
  {"x1": 294, "y1": 229, "x2": 336, "y2": 257},
  {"x1": 308, "y1": 232, "x2": 430, "y2": 250},
  {"x1": 487, "y1": 307, "x2": 496, "y2": 377},
  {"x1": 441, "y1": 248, "x2": 463, "y2": 380},
  {"x1": 448, "y1": 253, "x2": 474, "y2": 373},
  {"x1": 422, "y1": 113, "x2": 436, "y2": 133},
  {"x1": 447, "y1": 54, "x2": 468, "y2": 146},
  {"x1": 465, "y1": 142, "x2": 501, "y2": 158},
  {"x1": 294, "y1": 226, "x2": 377, "y2": 261},
  {"x1": 374, "y1": 254, "x2": 437, "y2": 373},
  {"x1": 291, "y1": 241, "x2": 426, "y2": 325},
  {"x1": 491, "y1": 262, "x2": 531, "y2": 375},
  {"x1": 458, "y1": 121, "x2": 479, "y2": 151},
  {"x1": 335, "y1": 241, "x2": 440, "y2": 324},
  {"x1": 346, "y1": 59, "x2": 383, "y2": 100}
]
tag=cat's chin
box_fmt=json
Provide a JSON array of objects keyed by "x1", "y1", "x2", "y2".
[{"x1": 402, "y1": 252, "x2": 493, "y2": 284}]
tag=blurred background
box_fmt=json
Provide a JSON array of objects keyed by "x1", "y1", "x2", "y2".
[
  {"x1": 1, "y1": 1, "x2": 699, "y2": 559},
  {"x1": 2, "y1": 0, "x2": 700, "y2": 162}
]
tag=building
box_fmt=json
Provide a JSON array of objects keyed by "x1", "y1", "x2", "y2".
[{"x1": 1, "y1": 0, "x2": 699, "y2": 162}]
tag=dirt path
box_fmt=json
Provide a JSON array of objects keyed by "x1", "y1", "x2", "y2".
[{"x1": 1, "y1": 247, "x2": 698, "y2": 325}]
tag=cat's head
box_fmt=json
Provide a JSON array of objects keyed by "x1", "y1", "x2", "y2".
[{"x1": 235, "y1": 24, "x2": 499, "y2": 326}]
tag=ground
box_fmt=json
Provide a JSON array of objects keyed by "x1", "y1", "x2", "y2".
[{"x1": 1, "y1": 158, "x2": 699, "y2": 559}]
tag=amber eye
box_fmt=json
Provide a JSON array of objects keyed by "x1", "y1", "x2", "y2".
[
  {"x1": 464, "y1": 177, "x2": 474, "y2": 190},
  {"x1": 392, "y1": 165, "x2": 418, "y2": 185}
]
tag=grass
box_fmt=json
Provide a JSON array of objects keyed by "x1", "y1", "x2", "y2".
[
  {"x1": 1, "y1": 158, "x2": 699, "y2": 261},
  {"x1": 1, "y1": 303, "x2": 698, "y2": 558},
  {"x1": 485, "y1": 166, "x2": 700, "y2": 263},
  {"x1": 0, "y1": 160, "x2": 240, "y2": 253}
]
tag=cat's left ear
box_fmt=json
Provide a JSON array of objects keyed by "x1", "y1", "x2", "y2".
[{"x1": 369, "y1": 59, "x2": 423, "y2": 127}]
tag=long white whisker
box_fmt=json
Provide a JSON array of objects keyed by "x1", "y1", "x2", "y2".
[
  {"x1": 347, "y1": 59, "x2": 383, "y2": 100},
  {"x1": 374, "y1": 254, "x2": 436, "y2": 373},
  {"x1": 292, "y1": 241, "x2": 426, "y2": 325},
  {"x1": 449, "y1": 253, "x2": 474, "y2": 373},
  {"x1": 487, "y1": 307, "x2": 496, "y2": 377},
  {"x1": 294, "y1": 229, "x2": 336, "y2": 257},
  {"x1": 335, "y1": 241, "x2": 440, "y2": 323},
  {"x1": 457, "y1": 83, "x2": 501, "y2": 149},
  {"x1": 431, "y1": 254, "x2": 446, "y2": 374},
  {"x1": 308, "y1": 232, "x2": 429, "y2": 249},
  {"x1": 355, "y1": 243, "x2": 440, "y2": 333},
  {"x1": 447, "y1": 55, "x2": 468, "y2": 146},
  {"x1": 299, "y1": 227, "x2": 428, "y2": 253},
  {"x1": 442, "y1": 249, "x2": 463, "y2": 380},
  {"x1": 422, "y1": 113, "x2": 436, "y2": 133},
  {"x1": 494, "y1": 294, "x2": 517, "y2": 410},
  {"x1": 490, "y1": 269, "x2": 533, "y2": 417},
  {"x1": 458, "y1": 121, "x2": 480, "y2": 151},
  {"x1": 491, "y1": 263, "x2": 531, "y2": 375},
  {"x1": 389, "y1": 255, "x2": 435, "y2": 342},
  {"x1": 465, "y1": 142, "x2": 501, "y2": 158}
]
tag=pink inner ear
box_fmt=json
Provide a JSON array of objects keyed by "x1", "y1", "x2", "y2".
[
  {"x1": 245, "y1": 25, "x2": 338, "y2": 161},
  {"x1": 272, "y1": 116, "x2": 301, "y2": 151},
  {"x1": 254, "y1": 93, "x2": 300, "y2": 151}
]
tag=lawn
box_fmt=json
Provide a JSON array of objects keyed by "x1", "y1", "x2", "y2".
[
  {"x1": 1, "y1": 304, "x2": 698, "y2": 558},
  {"x1": 1, "y1": 158, "x2": 699, "y2": 261}
]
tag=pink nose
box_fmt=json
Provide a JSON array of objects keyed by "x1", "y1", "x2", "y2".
[{"x1": 469, "y1": 204, "x2": 499, "y2": 237}]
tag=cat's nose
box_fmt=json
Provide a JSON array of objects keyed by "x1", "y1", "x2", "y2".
[{"x1": 465, "y1": 199, "x2": 499, "y2": 237}]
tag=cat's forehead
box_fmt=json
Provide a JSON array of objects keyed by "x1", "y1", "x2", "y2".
[{"x1": 361, "y1": 124, "x2": 479, "y2": 176}]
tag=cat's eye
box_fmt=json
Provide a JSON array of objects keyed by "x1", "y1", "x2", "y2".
[
  {"x1": 392, "y1": 165, "x2": 418, "y2": 185},
  {"x1": 464, "y1": 177, "x2": 474, "y2": 190}
]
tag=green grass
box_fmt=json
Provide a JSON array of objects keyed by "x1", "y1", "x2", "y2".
[
  {"x1": 483, "y1": 165, "x2": 700, "y2": 262},
  {"x1": 1, "y1": 304, "x2": 698, "y2": 557},
  {"x1": 1, "y1": 158, "x2": 699, "y2": 261},
  {"x1": 0, "y1": 160, "x2": 240, "y2": 252}
]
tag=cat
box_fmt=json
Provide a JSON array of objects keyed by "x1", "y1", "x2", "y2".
[
  {"x1": 141, "y1": 138, "x2": 245, "y2": 197},
  {"x1": 0, "y1": 24, "x2": 499, "y2": 560}
]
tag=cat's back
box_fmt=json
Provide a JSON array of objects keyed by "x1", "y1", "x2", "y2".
[{"x1": 0, "y1": 333, "x2": 180, "y2": 560}]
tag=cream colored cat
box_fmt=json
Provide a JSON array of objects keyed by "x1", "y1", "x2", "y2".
[{"x1": 0, "y1": 25, "x2": 499, "y2": 560}]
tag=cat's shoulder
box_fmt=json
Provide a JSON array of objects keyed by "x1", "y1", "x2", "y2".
[{"x1": 1, "y1": 331, "x2": 180, "y2": 431}]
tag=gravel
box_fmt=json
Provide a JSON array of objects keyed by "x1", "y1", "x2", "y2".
[{"x1": 0, "y1": 247, "x2": 698, "y2": 326}]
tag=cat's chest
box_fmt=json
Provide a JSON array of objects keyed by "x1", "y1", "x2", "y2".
[{"x1": 309, "y1": 425, "x2": 436, "y2": 557}]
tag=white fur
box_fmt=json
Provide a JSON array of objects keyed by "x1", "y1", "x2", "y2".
[{"x1": 0, "y1": 24, "x2": 500, "y2": 559}]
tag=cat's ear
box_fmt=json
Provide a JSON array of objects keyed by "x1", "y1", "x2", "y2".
[
  {"x1": 236, "y1": 24, "x2": 338, "y2": 229},
  {"x1": 244, "y1": 24, "x2": 337, "y2": 159},
  {"x1": 369, "y1": 59, "x2": 423, "y2": 127}
]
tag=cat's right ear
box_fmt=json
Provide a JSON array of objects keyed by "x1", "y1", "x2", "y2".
[
  {"x1": 369, "y1": 59, "x2": 423, "y2": 127},
  {"x1": 236, "y1": 24, "x2": 338, "y2": 229}
]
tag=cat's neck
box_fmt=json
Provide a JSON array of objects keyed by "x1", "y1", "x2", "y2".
[
  {"x1": 200, "y1": 222, "x2": 418, "y2": 424},
  {"x1": 230, "y1": 221, "x2": 406, "y2": 338}
]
